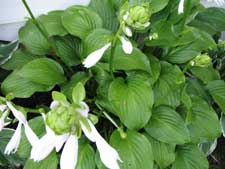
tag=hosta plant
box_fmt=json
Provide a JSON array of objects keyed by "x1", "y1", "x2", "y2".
[{"x1": 0, "y1": 0, "x2": 225, "y2": 169}]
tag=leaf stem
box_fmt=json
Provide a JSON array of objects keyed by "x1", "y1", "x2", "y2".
[
  {"x1": 109, "y1": 27, "x2": 123, "y2": 78},
  {"x1": 21, "y1": 0, "x2": 74, "y2": 76}
]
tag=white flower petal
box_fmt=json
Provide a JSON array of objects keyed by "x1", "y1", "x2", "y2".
[
  {"x1": 30, "y1": 132, "x2": 56, "y2": 162},
  {"x1": 178, "y1": 0, "x2": 185, "y2": 14},
  {"x1": 120, "y1": 36, "x2": 133, "y2": 54},
  {"x1": 24, "y1": 124, "x2": 39, "y2": 147},
  {"x1": 87, "y1": 120, "x2": 122, "y2": 169},
  {"x1": 50, "y1": 101, "x2": 59, "y2": 109},
  {"x1": 0, "y1": 105, "x2": 7, "y2": 112},
  {"x1": 76, "y1": 101, "x2": 89, "y2": 118},
  {"x1": 124, "y1": 27, "x2": 132, "y2": 37},
  {"x1": 55, "y1": 134, "x2": 70, "y2": 152},
  {"x1": 0, "y1": 118, "x2": 4, "y2": 131},
  {"x1": 123, "y1": 12, "x2": 129, "y2": 21},
  {"x1": 80, "y1": 120, "x2": 96, "y2": 142},
  {"x1": 6, "y1": 102, "x2": 27, "y2": 124},
  {"x1": 144, "y1": 22, "x2": 151, "y2": 28},
  {"x1": 83, "y1": 43, "x2": 112, "y2": 68},
  {"x1": 60, "y1": 135, "x2": 78, "y2": 169},
  {"x1": 4, "y1": 122, "x2": 22, "y2": 155}
]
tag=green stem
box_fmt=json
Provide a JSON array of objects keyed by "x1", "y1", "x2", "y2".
[
  {"x1": 181, "y1": 0, "x2": 191, "y2": 29},
  {"x1": 21, "y1": 0, "x2": 74, "y2": 76},
  {"x1": 109, "y1": 27, "x2": 123, "y2": 78},
  {"x1": 102, "y1": 111, "x2": 119, "y2": 129}
]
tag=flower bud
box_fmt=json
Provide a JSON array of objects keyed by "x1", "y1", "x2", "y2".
[
  {"x1": 190, "y1": 54, "x2": 212, "y2": 68},
  {"x1": 122, "y1": 3, "x2": 151, "y2": 31},
  {"x1": 46, "y1": 102, "x2": 80, "y2": 135}
]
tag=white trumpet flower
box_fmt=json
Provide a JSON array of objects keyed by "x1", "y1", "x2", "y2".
[
  {"x1": 178, "y1": 0, "x2": 185, "y2": 14},
  {"x1": 119, "y1": 36, "x2": 133, "y2": 54},
  {"x1": 83, "y1": 37, "x2": 134, "y2": 68},
  {"x1": 124, "y1": 26, "x2": 133, "y2": 37},
  {"x1": 31, "y1": 101, "x2": 121, "y2": 169},
  {"x1": 4, "y1": 102, "x2": 38, "y2": 155},
  {"x1": 83, "y1": 43, "x2": 112, "y2": 68}
]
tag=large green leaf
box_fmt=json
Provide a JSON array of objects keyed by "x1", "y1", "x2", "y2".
[
  {"x1": 19, "y1": 21, "x2": 51, "y2": 55},
  {"x1": 145, "y1": 106, "x2": 190, "y2": 144},
  {"x1": 172, "y1": 145, "x2": 208, "y2": 169},
  {"x1": 82, "y1": 29, "x2": 112, "y2": 59},
  {"x1": 1, "y1": 49, "x2": 39, "y2": 70},
  {"x1": 110, "y1": 130, "x2": 154, "y2": 169},
  {"x1": 54, "y1": 35, "x2": 82, "y2": 66},
  {"x1": 190, "y1": 7, "x2": 225, "y2": 35},
  {"x1": 38, "y1": 10, "x2": 67, "y2": 37},
  {"x1": 190, "y1": 66, "x2": 220, "y2": 84},
  {"x1": 150, "y1": 0, "x2": 169, "y2": 13},
  {"x1": 0, "y1": 41, "x2": 19, "y2": 65},
  {"x1": 89, "y1": 0, "x2": 118, "y2": 31},
  {"x1": 61, "y1": 6, "x2": 103, "y2": 39},
  {"x1": 153, "y1": 61, "x2": 184, "y2": 108},
  {"x1": 206, "y1": 80, "x2": 225, "y2": 113},
  {"x1": 19, "y1": 58, "x2": 66, "y2": 86},
  {"x1": 24, "y1": 151, "x2": 58, "y2": 169},
  {"x1": 187, "y1": 96, "x2": 221, "y2": 143},
  {"x1": 1, "y1": 71, "x2": 53, "y2": 98},
  {"x1": 148, "y1": 55, "x2": 161, "y2": 85},
  {"x1": 144, "y1": 133, "x2": 176, "y2": 169},
  {"x1": 76, "y1": 142, "x2": 96, "y2": 169},
  {"x1": 165, "y1": 28, "x2": 216, "y2": 63},
  {"x1": 108, "y1": 74, "x2": 153, "y2": 130},
  {"x1": 113, "y1": 46, "x2": 152, "y2": 74}
]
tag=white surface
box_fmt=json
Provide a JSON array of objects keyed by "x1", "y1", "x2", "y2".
[{"x1": 0, "y1": 0, "x2": 90, "y2": 41}]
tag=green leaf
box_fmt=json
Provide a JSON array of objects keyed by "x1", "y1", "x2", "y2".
[
  {"x1": 144, "y1": 133, "x2": 176, "y2": 169},
  {"x1": 19, "y1": 21, "x2": 51, "y2": 55},
  {"x1": 1, "y1": 71, "x2": 53, "y2": 98},
  {"x1": 110, "y1": 130, "x2": 154, "y2": 169},
  {"x1": 190, "y1": 7, "x2": 225, "y2": 35},
  {"x1": 153, "y1": 61, "x2": 184, "y2": 108},
  {"x1": 54, "y1": 35, "x2": 82, "y2": 66},
  {"x1": 19, "y1": 58, "x2": 66, "y2": 86},
  {"x1": 24, "y1": 151, "x2": 58, "y2": 169},
  {"x1": 52, "y1": 91, "x2": 68, "y2": 103},
  {"x1": 113, "y1": 45, "x2": 152, "y2": 74},
  {"x1": 186, "y1": 79, "x2": 211, "y2": 102},
  {"x1": 61, "y1": 72, "x2": 90, "y2": 102},
  {"x1": 145, "y1": 106, "x2": 190, "y2": 144},
  {"x1": 199, "y1": 140, "x2": 217, "y2": 156},
  {"x1": 187, "y1": 96, "x2": 221, "y2": 143},
  {"x1": 76, "y1": 142, "x2": 96, "y2": 169},
  {"x1": 1, "y1": 49, "x2": 39, "y2": 70},
  {"x1": 89, "y1": 0, "x2": 118, "y2": 31},
  {"x1": 172, "y1": 145, "x2": 208, "y2": 169},
  {"x1": 165, "y1": 28, "x2": 216, "y2": 63},
  {"x1": 61, "y1": 6, "x2": 103, "y2": 39},
  {"x1": 72, "y1": 82, "x2": 86, "y2": 103},
  {"x1": 82, "y1": 28, "x2": 112, "y2": 59},
  {"x1": 150, "y1": 0, "x2": 169, "y2": 13},
  {"x1": 109, "y1": 74, "x2": 154, "y2": 130},
  {"x1": 38, "y1": 10, "x2": 67, "y2": 37},
  {"x1": 190, "y1": 66, "x2": 220, "y2": 84},
  {"x1": 206, "y1": 80, "x2": 225, "y2": 113},
  {"x1": 149, "y1": 55, "x2": 161, "y2": 85},
  {"x1": 0, "y1": 41, "x2": 19, "y2": 65}
]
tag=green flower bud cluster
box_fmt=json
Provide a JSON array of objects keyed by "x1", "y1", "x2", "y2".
[
  {"x1": 122, "y1": 3, "x2": 151, "y2": 31},
  {"x1": 190, "y1": 54, "x2": 212, "y2": 68},
  {"x1": 46, "y1": 102, "x2": 82, "y2": 135}
]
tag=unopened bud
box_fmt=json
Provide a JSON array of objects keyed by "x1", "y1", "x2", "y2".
[{"x1": 191, "y1": 54, "x2": 212, "y2": 68}]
